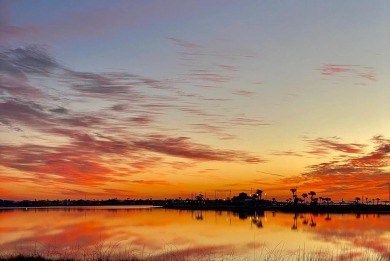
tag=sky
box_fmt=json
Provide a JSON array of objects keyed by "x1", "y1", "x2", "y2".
[{"x1": 0, "y1": 0, "x2": 389, "y2": 201}]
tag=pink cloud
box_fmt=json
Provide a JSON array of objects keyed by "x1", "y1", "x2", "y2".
[
  {"x1": 233, "y1": 89, "x2": 256, "y2": 97},
  {"x1": 319, "y1": 64, "x2": 376, "y2": 82}
]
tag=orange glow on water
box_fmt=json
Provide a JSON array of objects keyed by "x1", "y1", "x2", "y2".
[{"x1": 0, "y1": 207, "x2": 389, "y2": 259}]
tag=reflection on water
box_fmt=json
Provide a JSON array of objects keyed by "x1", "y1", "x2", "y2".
[{"x1": 0, "y1": 207, "x2": 389, "y2": 259}]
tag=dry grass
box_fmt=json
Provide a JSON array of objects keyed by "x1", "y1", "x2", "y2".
[{"x1": 0, "y1": 242, "x2": 389, "y2": 261}]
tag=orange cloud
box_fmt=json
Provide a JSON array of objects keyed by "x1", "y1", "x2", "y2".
[{"x1": 281, "y1": 136, "x2": 390, "y2": 200}]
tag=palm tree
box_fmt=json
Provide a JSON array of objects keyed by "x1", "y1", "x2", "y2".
[
  {"x1": 196, "y1": 194, "x2": 204, "y2": 202},
  {"x1": 308, "y1": 191, "x2": 316, "y2": 202},
  {"x1": 290, "y1": 188, "x2": 297, "y2": 198},
  {"x1": 355, "y1": 197, "x2": 360, "y2": 204},
  {"x1": 255, "y1": 189, "x2": 263, "y2": 201},
  {"x1": 301, "y1": 193, "x2": 308, "y2": 204},
  {"x1": 376, "y1": 198, "x2": 380, "y2": 205}
]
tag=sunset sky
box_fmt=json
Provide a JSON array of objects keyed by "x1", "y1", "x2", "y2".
[{"x1": 1, "y1": 0, "x2": 389, "y2": 201}]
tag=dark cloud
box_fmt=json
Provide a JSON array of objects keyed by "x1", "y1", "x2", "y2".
[
  {"x1": 49, "y1": 107, "x2": 68, "y2": 114},
  {"x1": 0, "y1": 46, "x2": 59, "y2": 75}
]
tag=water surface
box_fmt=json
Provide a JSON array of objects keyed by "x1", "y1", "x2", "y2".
[{"x1": 0, "y1": 207, "x2": 389, "y2": 260}]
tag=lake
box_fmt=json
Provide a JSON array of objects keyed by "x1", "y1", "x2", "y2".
[{"x1": 0, "y1": 206, "x2": 389, "y2": 260}]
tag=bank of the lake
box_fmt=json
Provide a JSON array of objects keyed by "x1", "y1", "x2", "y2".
[{"x1": 162, "y1": 202, "x2": 390, "y2": 214}]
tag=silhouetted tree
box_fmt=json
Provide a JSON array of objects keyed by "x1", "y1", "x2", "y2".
[
  {"x1": 355, "y1": 197, "x2": 360, "y2": 204},
  {"x1": 308, "y1": 191, "x2": 316, "y2": 204},
  {"x1": 255, "y1": 189, "x2": 263, "y2": 201},
  {"x1": 290, "y1": 188, "x2": 297, "y2": 198},
  {"x1": 232, "y1": 192, "x2": 251, "y2": 202},
  {"x1": 196, "y1": 194, "x2": 204, "y2": 202},
  {"x1": 376, "y1": 198, "x2": 380, "y2": 205},
  {"x1": 302, "y1": 193, "x2": 308, "y2": 204}
]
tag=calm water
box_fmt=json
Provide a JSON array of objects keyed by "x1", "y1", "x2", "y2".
[{"x1": 0, "y1": 206, "x2": 389, "y2": 260}]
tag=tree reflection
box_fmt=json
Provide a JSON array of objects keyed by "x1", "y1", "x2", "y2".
[
  {"x1": 292, "y1": 213, "x2": 298, "y2": 230},
  {"x1": 195, "y1": 210, "x2": 204, "y2": 220},
  {"x1": 251, "y1": 211, "x2": 264, "y2": 229},
  {"x1": 302, "y1": 214, "x2": 309, "y2": 225},
  {"x1": 310, "y1": 215, "x2": 317, "y2": 227}
]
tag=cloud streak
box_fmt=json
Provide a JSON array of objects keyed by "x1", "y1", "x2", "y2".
[
  {"x1": 305, "y1": 137, "x2": 366, "y2": 155},
  {"x1": 319, "y1": 64, "x2": 376, "y2": 83},
  {"x1": 133, "y1": 135, "x2": 263, "y2": 163}
]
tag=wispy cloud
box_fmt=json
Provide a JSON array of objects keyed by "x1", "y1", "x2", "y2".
[
  {"x1": 233, "y1": 90, "x2": 256, "y2": 97},
  {"x1": 168, "y1": 37, "x2": 201, "y2": 48},
  {"x1": 271, "y1": 151, "x2": 304, "y2": 157},
  {"x1": 319, "y1": 64, "x2": 376, "y2": 83},
  {"x1": 0, "y1": 45, "x2": 264, "y2": 197},
  {"x1": 305, "y1": 137, "x2": 366, "y2": 155},
  {"x1": 133, "y1": 135, "x2": 263, "y2": 163}
]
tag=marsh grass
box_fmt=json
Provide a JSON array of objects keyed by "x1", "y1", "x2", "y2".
[{"x1": 0, "y1": 241, "x2": 389, "y2": 261}]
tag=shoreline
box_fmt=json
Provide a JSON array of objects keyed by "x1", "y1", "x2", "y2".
[
  {"x1": 1, "y1": 203, "x2": 390, "y2": 214},
  {"x1": 162, "y1": 203, "x2": 390, "y2": 213}
]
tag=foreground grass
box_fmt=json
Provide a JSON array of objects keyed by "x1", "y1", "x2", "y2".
[
  {"x1": 0, "y1": 244, "x2": 389, "y2": 261},
  {"x1": 1, "y1": 253, "x2": 390, "y2": 261}
]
